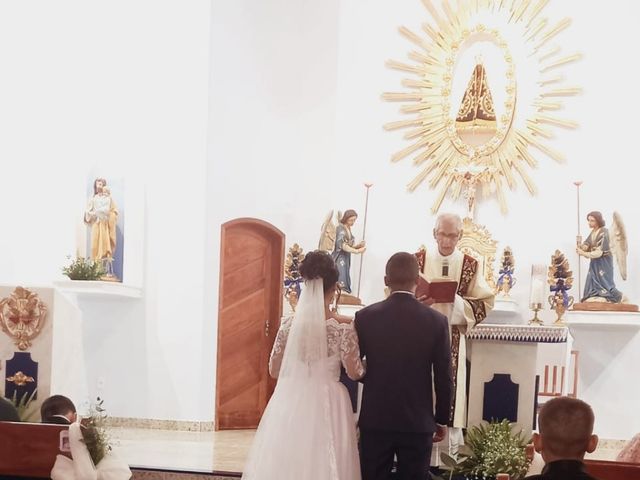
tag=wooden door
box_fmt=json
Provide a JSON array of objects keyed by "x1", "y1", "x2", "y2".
[{"x1": 215, "y1": 218, "x2": 284, "y2": 429}]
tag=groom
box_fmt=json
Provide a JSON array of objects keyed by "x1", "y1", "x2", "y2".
[{"x1": 355, "y1": 252, "x2": 453, "y2": 480}]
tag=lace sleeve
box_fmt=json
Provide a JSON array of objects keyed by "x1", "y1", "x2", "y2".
[
  {"x1": 268, "y1": 316, "x2": 293, "y2": 379},
  {"x1": 340, "y1": 321, "x2": 365, "y2": 381}
]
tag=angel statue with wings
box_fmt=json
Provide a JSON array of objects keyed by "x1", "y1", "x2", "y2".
[
  {"x1": 576, "y1": 211, "x2": 626, "y2": 303},
  {"x1": 318, "y1": 209, "x2": 366, "y2": 295}
]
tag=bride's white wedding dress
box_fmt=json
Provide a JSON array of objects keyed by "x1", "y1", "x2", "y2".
[{"x1": 242, "y1": 279, "x2": 365, "y2": 480}]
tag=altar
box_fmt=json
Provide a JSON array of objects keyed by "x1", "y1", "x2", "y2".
[{"x1": 467, "y1": 323, "x2": 570, "y2": 438}]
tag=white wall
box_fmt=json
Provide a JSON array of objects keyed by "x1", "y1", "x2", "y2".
[
  {"x1": 208, "y1": 0, "x2": 640, "y2": 327},
  {"x1": 0, "y1": 1, "x2": 211, "y2": 421},
  {"x1": 1, "y1": 0, "x2": 639, "y2": 426},
  {"x1": 206, "y1": 0, "x2": 640, "y2": 430},
  {"x1": 331, "y1": 0, "x2": 640, "y2": 317},
  {"x1": 204, "y1": 0, "x2": 342, "y2": 417}
]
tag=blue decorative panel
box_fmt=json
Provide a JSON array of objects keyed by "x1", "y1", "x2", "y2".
[
  {"x1": 5, "y1": 352, "x2": 38, "y2": 403},
  {"x1": 482, "y1": 373, "x2": 518, "y2": 423}
]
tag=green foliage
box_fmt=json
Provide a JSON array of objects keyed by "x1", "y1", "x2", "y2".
[
  {"x1": 11, "y1": 389, "x2": 39, "y2": 422},
  {"x1": 81, "y1": 397, "x2": 112, "y2": 466},
  {"x1": 439, "y1": 419, "x2": 532, "y2": 480},
  {"x1": 62, "y1": 256, "x2": 105, "y2": 281}
]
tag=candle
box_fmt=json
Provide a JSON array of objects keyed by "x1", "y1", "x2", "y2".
[{"x1": 530, "y1": 279, "x2": 544, "y2": 305}]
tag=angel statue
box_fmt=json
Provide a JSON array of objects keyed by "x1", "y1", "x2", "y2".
[
  {"x1": 575, "y1": 211, "x2": 626, "y2": 303},
  {"x1": 318, "y1": 210, "x2": 337, "y2": 253},
  {"x1": 318, "y1": 209, "x2": 366, "y2": 295}
]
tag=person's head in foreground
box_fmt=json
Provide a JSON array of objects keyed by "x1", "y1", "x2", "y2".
[
  {"x1": 41, "y1": 394, "x2": 78, "y2": 424},
  {"x1": 385, "y1": 252, "x2": 419, "y2": 293},
  {"x1": 0, "y1": 396, "x2": 20, "y2": 422},
  {"x1": 533, "y1": 396, "x2": 598, "y2": 463}
]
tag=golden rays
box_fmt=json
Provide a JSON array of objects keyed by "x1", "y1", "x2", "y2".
[{"x1": 383, "y1": 0, "x2": 580, "y2": 214}]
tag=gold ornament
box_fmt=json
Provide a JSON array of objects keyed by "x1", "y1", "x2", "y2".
[
  {"x1": 6, "y1": 371, "x2": 35, "y2": 386},
  {"x1": 284, "y1": 244, "x2": 306, "y2": 312},
  {"x1": 496, "y1": 246, "x2": 516, "y2": 297},
  {"x1": 383, "y1": 1, "x2": 581, "y2": 214},
  {"x1": 0, "y1": 287, "x2": 47, "y2": 350},
  {"x1": 547, "y1": 250, "x2": 574, "y2": 325},
  {"x1": 457, "y1": 217, "x2": 497, "y2": 289}
]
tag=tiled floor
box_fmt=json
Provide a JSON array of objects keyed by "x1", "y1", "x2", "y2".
[
  {"x1": 110, "y1": 428, "x2": 255, "y2": 474},
  {"x1": 110, "y1": 427, "x2": 624, "y2": 476}
]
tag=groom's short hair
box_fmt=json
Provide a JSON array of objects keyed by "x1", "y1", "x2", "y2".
[{"x1": 386, "y1": 252, "x2": 419, "y2": 286}]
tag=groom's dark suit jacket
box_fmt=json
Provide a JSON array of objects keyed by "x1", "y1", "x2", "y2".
[{"x1": 355, "y1": 292, "x2": 452, "y2": 433}]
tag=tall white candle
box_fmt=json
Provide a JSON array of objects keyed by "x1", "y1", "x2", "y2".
[{"x1": 531, "y1": 279, "x2": 544, "y2": 305}]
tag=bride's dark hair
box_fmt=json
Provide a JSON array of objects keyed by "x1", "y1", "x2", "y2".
[{"x1": 299, "y1": 250, "x2": 339, "y2": 293}]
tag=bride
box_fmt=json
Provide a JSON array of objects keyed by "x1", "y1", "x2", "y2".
[{"x1": 242, "y1": 250, "x2": 365, "y2": 480}]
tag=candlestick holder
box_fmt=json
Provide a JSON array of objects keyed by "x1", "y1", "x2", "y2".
[
  {"x1": 528, "y1": 302, "x2": 543, "y2": 325},
  {"x1": 529, "y1": 263, "x2": 546, "y2": 325}
]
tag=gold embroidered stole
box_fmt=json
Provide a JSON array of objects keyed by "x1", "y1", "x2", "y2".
[{"x1": 449, "y1": 253, "x2": 484, "y2": 424}]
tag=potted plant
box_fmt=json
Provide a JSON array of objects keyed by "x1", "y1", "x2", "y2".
[
  {"x1": 62, "y1": 256, "x2": 105, "y2": 281},
  {"x1": 12, "y1": 389, "x2": 39, "y2": 422},
  {"x1": 438, "y1": 419, "x2": 531, "y2": 480}
]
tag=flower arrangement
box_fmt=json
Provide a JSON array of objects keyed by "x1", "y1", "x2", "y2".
[
  {"x1": 11, "y1": 389, "x2": 39, "y2": 422},
  {"x1": 62, "y1": 256, "x2": 105, "y2": 281},
  {"x1": 81, "y1": 397, "x2": 112, "y2": 466},
  {"x1": 547, "y1": 250, "x2": 574, "y2": 323},
  {"x1": 284, "y1": 244, "x2": 305, "y2": 311},
  {"x1": 495, "y1": 247, "x2": 516, "y2": 297},
  {"x1": 439, "y1": 419, "x2": 531, "y2": 480}
]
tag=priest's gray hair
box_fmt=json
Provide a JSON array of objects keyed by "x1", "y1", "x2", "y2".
[{"x1": 434, "y1": 213, "x2": 463, "y2": 234}]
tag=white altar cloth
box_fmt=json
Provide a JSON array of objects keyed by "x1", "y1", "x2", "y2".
[{"x1": 467, "y1": 323, "x2": 569, "y2": 439}]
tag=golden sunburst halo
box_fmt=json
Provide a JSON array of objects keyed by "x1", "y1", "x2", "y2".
[{"x1": 383, "y1": 0, "x2": 581, "y2": 214}]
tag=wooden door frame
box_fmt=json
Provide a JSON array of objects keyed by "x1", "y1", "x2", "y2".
[{"x1": 215, "y1": 217, "x2": 285, "y2": 429}]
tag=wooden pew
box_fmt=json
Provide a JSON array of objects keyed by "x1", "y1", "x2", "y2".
[
  {"x1": 585, "y1": 459, "x2": 640, "y2": 480},
  {"x1": 0, "y1": 421, "x2": 69, "y2": 478}
]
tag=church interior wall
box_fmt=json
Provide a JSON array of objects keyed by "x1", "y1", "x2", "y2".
[
  {"x1": 331, "y1": 0, "x2": 640, "y2": 316},
  {"x1": 1, "y1": 0, "x2": 639, "y2": 427},
  {"x1": 0, "y1": 1, "x2": 212, "y2": 421},
  {"x1": 206, "y1": 0, "x2": 640, "y2": 432}
]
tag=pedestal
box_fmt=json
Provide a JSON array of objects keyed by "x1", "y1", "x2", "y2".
[
  {"x1": 467, "y1": 324, "x2": 568, "y2": 438},
  {"x1": 566, "y1": 310, "x2": 640, "y2": 440}
]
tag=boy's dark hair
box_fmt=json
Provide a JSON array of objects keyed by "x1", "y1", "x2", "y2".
[
  {"x1": 385, "y1": 252, "x2": 419, "y2": 287},
  {"x1": 41, "y1": 395, "x2": 76, "y2": 422},
  {"x1": 538, "y1": 397, "x2": 594, "y2": 458}
]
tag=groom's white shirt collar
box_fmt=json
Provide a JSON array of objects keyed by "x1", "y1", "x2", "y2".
[{"x1": 390, "y1": 290, "x2": 415, "y2": 296}]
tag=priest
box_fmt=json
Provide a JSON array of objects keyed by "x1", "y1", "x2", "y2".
[{"x1": 417, "y1": 212, "x2": 495, "y2": 466}]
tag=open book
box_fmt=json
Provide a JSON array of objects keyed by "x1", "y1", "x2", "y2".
[{"x1": 416, "y1": 277, "x2": 458, "y2": 303}]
